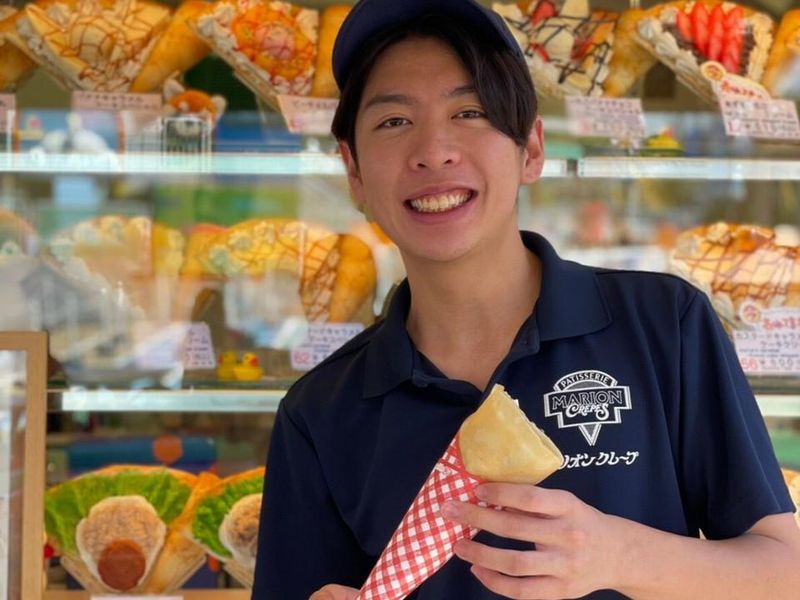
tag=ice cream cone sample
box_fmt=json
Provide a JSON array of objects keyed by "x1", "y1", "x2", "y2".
[
  {"x1": 45, "y1": 465, "x2": 210, "y2": 593},
  {"x1": 0, "y1": 7, "x2": 37, "y2": 90},
  {"x1": 189, "y1": 467, "x2": 265, "y2": 588},
  {"x1": 357, "y1": 384, "x2": 563, "y2": 600}
]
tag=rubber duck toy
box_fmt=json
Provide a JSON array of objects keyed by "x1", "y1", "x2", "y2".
[
  {"x1": 233, "y1": 352, "x2": 264, "y2": 381},
  {"x1": 217, "y1": 350, "x2": 238, "y2": 381}
]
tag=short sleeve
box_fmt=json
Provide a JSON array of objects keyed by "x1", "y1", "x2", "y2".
[
  {"x1": 678, "y1": 291, "x2": 794, "y2": 540},
  {"x1": 252, "y1": 402, "x2": 372, "y2": 599}
]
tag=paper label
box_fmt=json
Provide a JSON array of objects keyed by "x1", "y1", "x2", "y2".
[
  {"x1": 718, "y1": 96, "x2": 800, "y2": 140},
  {"x1": 72, "y1": 91, "x2": 162, "y2": 112},
  {"x1": 0, "y1": 94, "x2": 15, "y2": 132},
  {"x1": 276, "y1": 94, "x2": 339, "y2": 135},
  {"x1": 565, "y1": 96, "x2": 646, "y2": 140},
  {"x1": 290, "y1": 323, "x2": 365, "y2": 371},
  {"x1": 182, "y1": 322, "x2": 217, "y2": 369},
  {"x1": 733, "y1": 307, "x2": 800, "y2": 375}
]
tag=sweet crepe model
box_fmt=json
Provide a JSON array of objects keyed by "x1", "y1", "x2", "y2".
[
  {"x1": 634, "y1": 1, "x2": 775, "y2": 103},
  {"x1": 669, "y1": 222, "x2": 800, "y2": 330},
  {"x1": 193, "y1": 0, "x2": 317, "y2": 105},
  {"x1": 762, "y1": 10, "x2": 800, "y2": 98},
  {"x1": 186, "y1": 218, "x2": 376, "y2": 323},
  {"x1": 44, "y1": 465, "x2": 212, "y2": 593},
  {"x1": 782, "y1": 469, "x2": 800, "y2": 528},
  {"x1": 0, "y1": 7, "x2": 37, "y2": 90},
  {"x1": 189, "y1": 467, "x2": 265, "y2": 587},
  {"x1": 309, "y1": 4, "x2": 350, "y2": 98},
  {"x1": 358, "y1": 384, "x2": 563, "y2": 600},
  {"x1": 493, "y1": 0, "x2": 655, "y2": 97},
  {"x1": 130, "y1": 0, "x2": 211, "y2": 92},
  {"x1": 6, "y1": 0, "x2": 171, "y2": 92}
]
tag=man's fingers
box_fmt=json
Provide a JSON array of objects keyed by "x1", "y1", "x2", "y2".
[
  {"x1": 309, "y1": 584, "x2": 360, "y2": 600},
  {"x1": 477, "y1": 484, "x2": 575, "y2": 516},
  {"x1": 443, "y1": 501, "x2": 566, "y2": 545},
  {"x1": 454, "y1": 539, "x2": 559, "y2": 577},
  {"x1": 470, "y1": 565, "x2": 571, "y2": 600}
]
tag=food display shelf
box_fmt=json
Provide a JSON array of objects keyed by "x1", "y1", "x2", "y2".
[
  {"x1": 43, "y1": 590, "x2": 250, "y2": 600},
  {"x1": 48, "y1": 388, "x2": 800, "y2": 416},
  {"x1": 577, "y1": 157, "x2": 800, "y2": 180}
]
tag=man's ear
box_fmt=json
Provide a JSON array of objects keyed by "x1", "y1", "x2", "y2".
[
  {"x1": 520, "y1": 117, "x2": 545, "y2": 185},
  {"x1": 338, "y1": 140, "x2": 366, "y2": 209}
]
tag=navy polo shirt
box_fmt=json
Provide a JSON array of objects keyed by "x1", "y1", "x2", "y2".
[{"x1": 252, "y1": 231, "x2": 793, "y2": 600}]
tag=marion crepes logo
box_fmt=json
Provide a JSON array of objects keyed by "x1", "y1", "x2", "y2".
[{"x1": 544, "y1": 370, "x2": 632, "y2": 446}]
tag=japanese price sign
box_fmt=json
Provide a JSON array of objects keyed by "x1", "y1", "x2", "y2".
[
  {"x1": 290, "y1": 323, "x2": 365, "y2": 371},
  {"x1": 734, "y1": 307, "x2": 800, "y2": 375},
  {"x1": 276, "y1": 94, "x2": 339, "y2": 135},
  {"x1": 0, "y1": 94, "x2": 15, "y2": 132},
  {"x1": 565, "y1": 96, "x2": 646, "y2": 140},
  {"x1": 718, "y1": 95, "x2": 800, "y2": 141},
  {"x1": 72, "y1": 91, "x2": 162, "y2": 112}
]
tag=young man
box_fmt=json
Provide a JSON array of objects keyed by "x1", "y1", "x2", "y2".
[{"x1": 252, "y1": 1, "x2": 800, "y2": 599}]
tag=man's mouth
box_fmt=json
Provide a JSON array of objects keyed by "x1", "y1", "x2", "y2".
[{"x1": 405, "y1": 190, "x2": 475, "y2": 214}]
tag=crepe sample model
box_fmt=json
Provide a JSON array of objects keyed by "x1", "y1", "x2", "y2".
[
  {"x1": 44, "y1": 465, "x2": 211, "y2": 593},
  {"x1": 670, "y1": 222, "x2": 800, "y2": 330},
  {"x1": 492, "y1": 0, "x2": 656, "y2": 97},
  {"x1": 309, "y1": 4, "x2": 350, "y2": 97},
  {"x1": 357, "y1": 384, "x2": 563, "y2": 600},
  {"x1": 5, "y1": 0, "x2": 173, "y2": 92},
  {"x1": 182, "y1": 218, "x2": 376, "y2": 323},
  {"x1": 634, "y1": 0, "x2": 775, "y2": 103},
  {"x1": 130, "y1": 0, "x2": 211, "y2": 92},
  {"x1": 782, "y1": 469, "x2": 800, "y2": 528},
  {"x1": 762, "y1": 9, "x2": 800, "y2": 97},
  {"x1": 189, "y1": 467, "x2": 264, "y2": 587},
  {"x1": 0, "y1": 7, "x2": 37, "y2": 90},
  {"x1": 193, "y1": 0, "x2": 318, "y2": 104}
]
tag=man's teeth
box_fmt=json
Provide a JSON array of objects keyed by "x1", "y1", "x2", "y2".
[{"x1": 408, "y1": 192, "x2": 471, "y2": 213}]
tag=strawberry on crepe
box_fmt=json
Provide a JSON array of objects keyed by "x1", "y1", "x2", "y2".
[
  {"x1": 45, "y1": 466, "x2": 212, "y2": 593},
  {"x1": 189, "y1": 467, "x2": 265, "y2": 587},
  {"x1": 635, "y1": 1, "x2": 775, "y2": 103}
]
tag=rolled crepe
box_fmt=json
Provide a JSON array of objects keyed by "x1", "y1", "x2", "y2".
[{"x1": 357, "y1": 384, "x2": 563, "y2": 600}]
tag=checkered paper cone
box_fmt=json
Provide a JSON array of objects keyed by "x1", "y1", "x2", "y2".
[{"x1": 357, "y1": 436, "x2": 484, "y2": 600}]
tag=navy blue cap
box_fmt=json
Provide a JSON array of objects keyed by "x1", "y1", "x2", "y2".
[{"x1": 332, "y1": 0, "x2": 525, "y2": 90}]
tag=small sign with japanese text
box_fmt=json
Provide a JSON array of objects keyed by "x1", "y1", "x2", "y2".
[
  {"x1": 182, "y1": 322, "x2": 216, "y2": 370},
  {"x1": 290, "y1": 322, "x2": 365, "y2": 371},
  {"x1": 72, "y1": 91, "x2": 162, "y2": 112},
  {"x1": 276, "y1": 94, "x2": 339, "y2": 135},
  {"x1": 565, "y1": 96, "x2": 646, "y2": 140},
  {"x1": 0, "y1": 94, "x2": 15, "y2": 134},
  {"x1": 718, "y1": 96, "x2": 800, "y2": 141},
  {"x1": 734, "y1": 307, "x2": 800, "y2": 375}
]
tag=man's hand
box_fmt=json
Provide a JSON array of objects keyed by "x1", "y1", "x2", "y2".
[
  {"x1": 442, "y1": 483, "x2": 627, "y2": 600},
  {"x1": 309, "y1": 584, "x2": 360, "y2": 600}
]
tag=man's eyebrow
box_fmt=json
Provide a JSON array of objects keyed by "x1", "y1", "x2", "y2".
[
  {"x1": 363, "y1": 94, "x2": 414, "y2": 111},
  {"x1": 447, "y1": 85, "x2": 477, "y2": 98}
]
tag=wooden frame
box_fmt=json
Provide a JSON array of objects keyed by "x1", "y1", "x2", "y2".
[{"x1": 0, "y1": 331, "x2": 47, "y2": 600}]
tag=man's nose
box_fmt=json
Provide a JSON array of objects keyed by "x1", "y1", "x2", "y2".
[{"x1": 407, "y1": 125, "x2": 462, "y2": 171}]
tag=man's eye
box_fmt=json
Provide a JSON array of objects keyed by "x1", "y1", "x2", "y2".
[
  {"x1": 456, "y1": 109, "x2": 486, "y2": 119},
  {"x1": 378, "y1": 117, "x2": 409, "y2": 129}
]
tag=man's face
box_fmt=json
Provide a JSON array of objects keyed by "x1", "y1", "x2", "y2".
[{"x1": 339, "y1": 36, "x2": 544, "y2": 267}]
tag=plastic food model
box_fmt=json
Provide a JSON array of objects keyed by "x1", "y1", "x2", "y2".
[
  {"x1": 193, "y1": 0, "x2": 318, "y2": 104},
  {"x1": 762, "y1": 9, "x2": 800, "y2": 97},
  {"x1": 635, "y1": 1, "x2": 775, "y2": 103},
  {"x1": 309, "y1": 5, "x2": 350, "y2": 98},
  {"x1": 492, "y1": 0, "x2": 656, "y2": 97},
  {"x1": 0, "y1": 7, "x2": 37, "y2": 90},
  {"x1": 183, "y1": 219, "x2": 377, "y2": 323},
  {"x1": 162, "y1": 77, "x2": 227, "y2": 127},
  {"x1": 0, "y1": 208, "x2": 36, "y2": 257},
  {"x1": 189, "y1": 467, "x2": 264, "y2": 588},
  {"x1": 44, "y1": 466, "x2": 211, "y2": 593},
  {"x1": 783, "y1": 469, "x2": 800, "y2": 527},
  {"x1": 670, "y1": 222, "x2": 800, "y2": 330}
]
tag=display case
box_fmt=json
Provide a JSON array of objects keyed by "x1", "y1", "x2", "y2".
[{"x1": 1, "y1": 0, "x2": 799, "y2": 596}]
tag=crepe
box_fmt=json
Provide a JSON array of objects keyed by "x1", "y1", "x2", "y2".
[
  {"x1": 634, "y1": 1, "x2": 775, "y2": 103},
  {"x1": 309, "y1": 5, "x2": 350, "y2": 98},
  {"x1": 762, "y1": 10, "x2": 800, "y2": 98},
  {"x1": 782, "y1": 469, "x2": 800, "y2": 528},
  {"x1": 189, "y1": 467, "x2": 265, "y2": 588},
  {"x1": 0, "y1": 7, "x2": 37, "y2": 91},
  {"x1": 45, "y1": 465, "x2": 210, "y2": 593}
]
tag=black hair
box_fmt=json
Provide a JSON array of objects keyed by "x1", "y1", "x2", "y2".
[{"x1": 331, "y1": 11, "x2": 537, "y2": 165}]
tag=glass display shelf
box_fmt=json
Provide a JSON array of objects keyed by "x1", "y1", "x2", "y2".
[
  {"x1": 42, "y1": 591, "x2": 249, "y2": 600},
  {"x1": 577, "y1": 157, "x2": 800, "y2": 180},
  {"x1": 47, "y1": 387, "x2": 800, "y2": 416}
]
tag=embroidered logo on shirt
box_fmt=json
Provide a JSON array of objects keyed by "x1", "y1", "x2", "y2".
[{"x1": 544, "y1": 370, "x2": 632, "y2": 446}]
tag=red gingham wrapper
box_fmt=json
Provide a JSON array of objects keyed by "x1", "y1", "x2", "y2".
[{"x1": 357, "y1": 435, "x2": 485, "y2": 600}]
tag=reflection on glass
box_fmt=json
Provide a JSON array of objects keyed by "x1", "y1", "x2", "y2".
[{"x1": 0, "y1": 350, "x2": 26, "y2": 600}]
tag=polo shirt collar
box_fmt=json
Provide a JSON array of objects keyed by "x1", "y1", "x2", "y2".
[{"x1": 362, "y1": 230, "x2": 611, "y2": 398}]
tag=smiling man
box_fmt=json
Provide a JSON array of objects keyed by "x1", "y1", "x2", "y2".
[{"x1": 251, "y1": 1, "x2": 800, "y2": 599}]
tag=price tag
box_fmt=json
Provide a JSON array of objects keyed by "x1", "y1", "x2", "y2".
[
  {"x1": 290, "y1": 322, "x2": 365, "y2": 371},
  {"x1": 733, "y1": 307, "x2": 800, "y2": 375},
  {"x1": 181, "y1": 322, "x2": 216, "y2": 369},
  {"x1": 72, "y1": 90, "x2": 162, "y2": 112},
  {"x1": 718, "y1": 95, "x2": 800, "y2": 140},
  {"x1": 276, "y1": 94, "x2": 339, "y2": 135},
  {"x1": 565, "y1": 96, "x2": 646, "y2": 140},
  {"x1": 0, "y1": 94, "x2": 15, "y2": 132}
]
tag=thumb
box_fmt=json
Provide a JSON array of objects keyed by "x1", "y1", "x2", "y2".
[{"x1": 309, "y1": 584, "x2": 360, "y2": 600}]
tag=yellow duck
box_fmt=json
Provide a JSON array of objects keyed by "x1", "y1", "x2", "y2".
[
  {"x1": 232, "y1": 352, "x2": 264, "y2": 381},
  {"x1": 217, "y1": 350, "x2": 238, "y2": 381}
]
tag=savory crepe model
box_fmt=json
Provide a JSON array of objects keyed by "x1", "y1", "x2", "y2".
[
  {"x1": 0, "y1": 7, "x2": 37, "y2": 90},
  {"x1": 634, "y1": 1, "x2": 775, "y2": 103},
  {"x1": 190, "y1": 467, "x2": 265, "y2": 588},
  {"x1": 6, "y1": 0, "x2": 171, "y2": 92},
  {"x1": 45, "y1": 465, "x2": 210, "y2": 593}
]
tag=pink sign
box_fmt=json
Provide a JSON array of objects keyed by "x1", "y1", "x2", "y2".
[
  {"x1": 71, "y1": 91, "x2": 162, "y2": 112},
  {"x1": 566, "y1": 96, "x2": 646, "y2": 140},
  {"x1": 277, "y1": 94, "x2": 339, "y2": 135}
]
